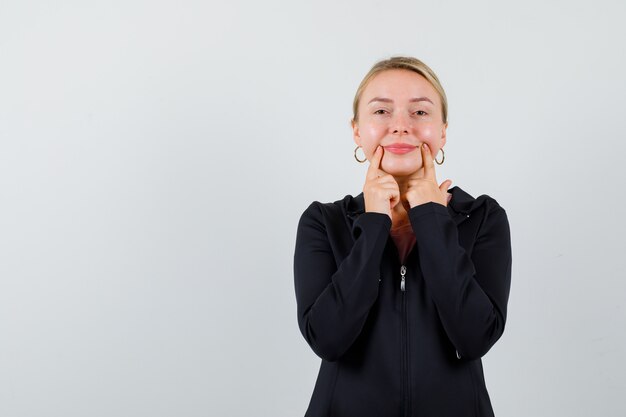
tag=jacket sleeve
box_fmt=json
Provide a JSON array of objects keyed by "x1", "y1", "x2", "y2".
[
  {"x1": 293, "y1": 202, "x2": 391, "y2": 362},
  {"x1": 408, "y1": 200, "x2": 512, "y2": 360}
]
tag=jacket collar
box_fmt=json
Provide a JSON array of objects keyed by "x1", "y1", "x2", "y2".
[{"x1": 345, "y1": 185, "x2": 481, "y2": 225}]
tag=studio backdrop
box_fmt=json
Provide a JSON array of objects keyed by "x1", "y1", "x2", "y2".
[{"x1": 1, "y1": 1, "x2": 625, "y2": 416}]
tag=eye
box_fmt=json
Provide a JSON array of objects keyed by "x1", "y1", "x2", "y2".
[
  {"x1": 414, "y1": 110, "x2": 427, "y2": 116},
  {"x1": 373, "y1": 109, "x2": 388, "y2": 115}
]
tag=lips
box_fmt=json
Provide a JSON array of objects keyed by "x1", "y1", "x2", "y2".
[{"x1": 383, "y1": 143, "x2": 418, "y2": 155}]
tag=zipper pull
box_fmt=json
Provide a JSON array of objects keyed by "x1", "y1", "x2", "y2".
[{"x1": 400, "y1": 265, "x2": 406, "y2": 292}]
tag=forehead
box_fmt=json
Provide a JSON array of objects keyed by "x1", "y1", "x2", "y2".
[{"x1": 362, "y1": 69, "x2": 439, "y2": 104}]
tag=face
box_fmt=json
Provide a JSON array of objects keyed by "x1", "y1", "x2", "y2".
[{"x1": 352, "y1": 69, "x2": 447, "y2": 177}]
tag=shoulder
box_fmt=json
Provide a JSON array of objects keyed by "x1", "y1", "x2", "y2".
[
  {"x1": 298, "y1": 193, "x2": 363, "y2": 223},
  {"x1": 449, "y1": 185, "x2": 507, "y2": 215},
  {"x1": 447, "y1": 186, "x2": 510, "y2": 235},
  {"x1": 453, "y1": 186, "x2": 510, "y2": 241}
]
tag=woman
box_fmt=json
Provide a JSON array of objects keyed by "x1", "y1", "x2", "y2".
[{"x1": 293, "y1": 56, "x2": 512, "y2": 417}]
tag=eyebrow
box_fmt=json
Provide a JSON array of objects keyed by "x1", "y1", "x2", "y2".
[{"x1": 367, "y1": 97, "x2": 434, "y2": 105}]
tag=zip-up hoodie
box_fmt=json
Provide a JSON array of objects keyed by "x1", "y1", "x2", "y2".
[{"x1": 294, "y1": 186, "x2": 512, "y2": 417}]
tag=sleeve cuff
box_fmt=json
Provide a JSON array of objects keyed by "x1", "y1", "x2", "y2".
[
  {"x1": 408, "y1": 201, "x2": 450, "y2": 221},
  {"x1": 352, "y1": 212, "x2": 392, "y2": 238}
]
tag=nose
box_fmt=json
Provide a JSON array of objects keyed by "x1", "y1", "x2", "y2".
[{"x1": 391, "y1": 112, "x2": 411, "y2": 135}]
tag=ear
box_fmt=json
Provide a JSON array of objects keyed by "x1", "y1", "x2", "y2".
[
  {"x1": 351, "y1": 119, "x2": 361, "y2": 146},
  {"x1": 440, "y1": 122, "x2": 448, "y2": 148}
]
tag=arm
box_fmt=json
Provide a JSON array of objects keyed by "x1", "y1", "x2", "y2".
[
  {"x1": 409, "y1": 200, "x2": 512, "y2": 360},
  {"x1": 293, "y1": 202, "x2": 391, "y2": 362}
]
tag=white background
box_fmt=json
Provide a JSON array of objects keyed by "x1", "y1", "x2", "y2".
[{"x1": 1, "y1": 1, "x2": 625, "y2": 416}]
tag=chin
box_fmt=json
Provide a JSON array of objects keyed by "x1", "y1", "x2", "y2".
[{"x1": 382, "y1": 161, "x2": 421, "y2": 177}]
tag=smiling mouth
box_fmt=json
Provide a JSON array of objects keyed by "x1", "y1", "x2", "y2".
[{"x1": 384, "y1": 144, "x2": 418, "y2": 155}]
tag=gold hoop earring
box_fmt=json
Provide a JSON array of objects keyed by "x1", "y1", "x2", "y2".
[
  {"x1": 354, "y1": 145, "x2": 367, "y2": 163},
  {"x1": 435, "y1": 148, "x2": 445, "y2": 165}
]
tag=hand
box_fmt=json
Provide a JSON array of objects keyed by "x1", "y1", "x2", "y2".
[
  {"x1": 404, "y1": 143, "x2": 452, "y2": 208},
  {"x1": 363, "y1": 146, "x2": 400, "y2": 219}
]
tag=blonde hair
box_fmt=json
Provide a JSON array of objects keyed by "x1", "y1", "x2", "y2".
[{"x1": 352, "y1": 56, "x2": 448, "y2": 124}]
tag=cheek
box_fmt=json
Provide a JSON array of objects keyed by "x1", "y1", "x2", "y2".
[
  {"x1": 415, "y1": 124, "x2": 443, "y2": 152},
  {"x1": 360, "y1": 124, "x2": 386, "y2": 158},
  {"x1": 415, "y1": 124, "x2": 438, "y2": 141}
]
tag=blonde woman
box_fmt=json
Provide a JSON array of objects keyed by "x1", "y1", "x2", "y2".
[{"x1": 294, "y1": 56, "x2": 512, "y2": 416}]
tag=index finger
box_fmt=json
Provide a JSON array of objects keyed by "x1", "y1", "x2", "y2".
[
  {"x1": 366, "y1": 145, "x2": 383, "y2": 179},
  {"x1": 421, "y1": 143, "x2": 437, "y2": 181}
]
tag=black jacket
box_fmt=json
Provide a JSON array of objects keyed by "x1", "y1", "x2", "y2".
[{"x1": 293, "y1": 186, "x2": 512, "y2": 417}]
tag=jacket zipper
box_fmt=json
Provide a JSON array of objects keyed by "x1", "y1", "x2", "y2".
[{"x1": 400, "y1": 264, "x2": 410, "y2": 416}]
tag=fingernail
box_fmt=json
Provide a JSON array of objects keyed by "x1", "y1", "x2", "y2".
[{"x1": 423, "y1": 143, "x2": 429, "y2": 150}]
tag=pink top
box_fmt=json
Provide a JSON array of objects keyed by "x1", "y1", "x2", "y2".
[{"x1": 390, "y1": 193, "x2": 452, "y2": 264}]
